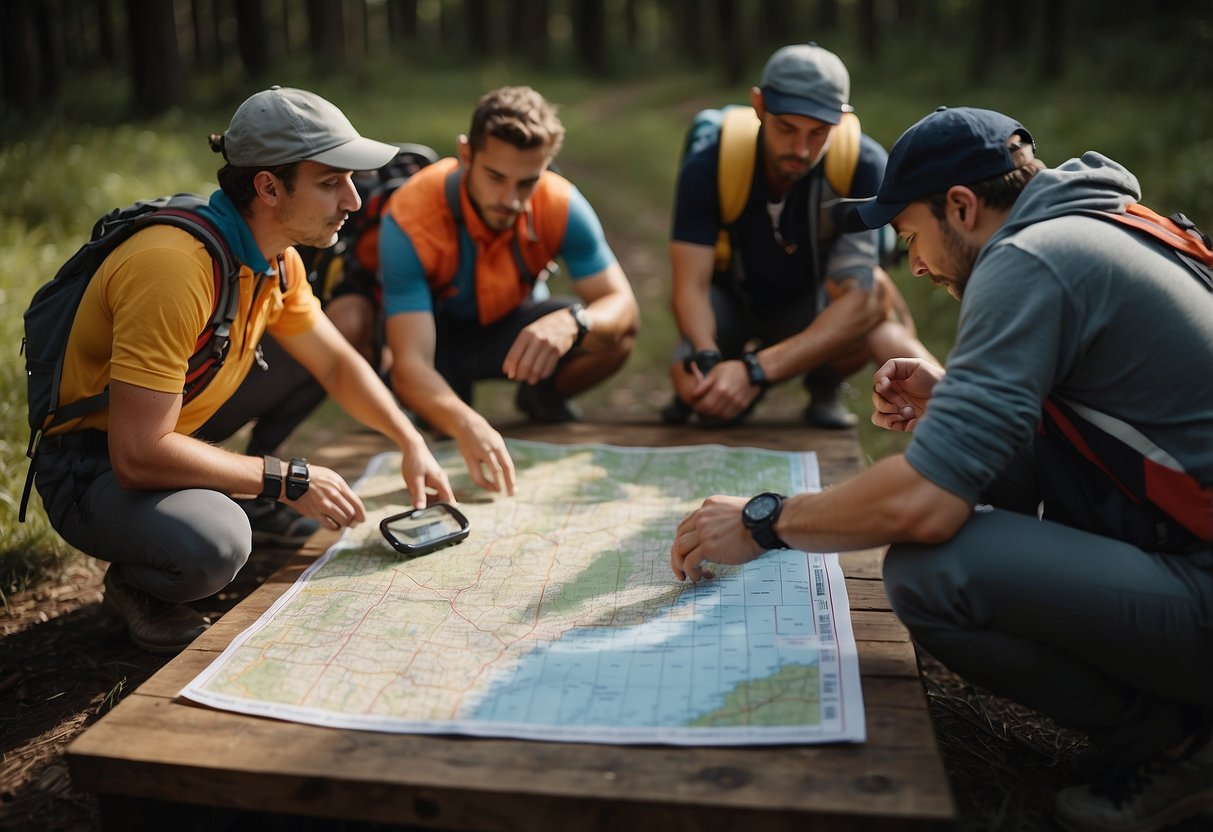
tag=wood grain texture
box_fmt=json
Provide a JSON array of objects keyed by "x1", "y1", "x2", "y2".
[{"x1": 68, "y1": 421, "x2": 954, "y2": 828}]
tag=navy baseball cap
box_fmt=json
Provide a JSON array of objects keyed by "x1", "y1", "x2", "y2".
[
  {"x1": 760, "y1": 43, "x2": 851, "y2": 126},
  {"x1": 847, "y1": 106, "x2": 1034, "y2": 230}
]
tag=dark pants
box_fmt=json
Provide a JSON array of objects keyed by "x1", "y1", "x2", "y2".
[
  {"x1": 34, "y1": 433, "x2": 250, "y2": 602},
  {"x1": 434, "y1": 297, "x2": 579, "y2": 404},
  {"x1": 883, "y1": 447, "x2": 1213, "y2": 761}
]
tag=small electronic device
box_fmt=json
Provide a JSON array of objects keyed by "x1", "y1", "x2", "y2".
[{"x1": 379, "y1": 503, "x2": 470, "y2": 556}]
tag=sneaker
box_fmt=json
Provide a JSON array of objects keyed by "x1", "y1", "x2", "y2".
[
  {"x1": 516, "y1": 381, "x2": 581, "y2": 424},
  {"x1": 102, "y1": 567, "x2": 209, "y2": 654},
  {"x1": 804, "y1": 384, "x2": 858, "y2": 429},
  {"x1": 660, "y1": 395, "x2": 692, "y2": 425},
  {"x1": 239, "y1": 499, "x2": 320, "y2": 547},
  {"x1": 1054, "y1": 737, "x2": 1213, "y2": 832}
]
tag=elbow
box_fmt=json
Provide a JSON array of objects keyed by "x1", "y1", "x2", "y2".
[
  {"x1": 905, "y1": 512, "x2": 968, "y2": 545},
  {"x1": 622, "y1": 300, "x2": 641, "y2": 340},
  {"x1": 110, "y1": 448, "x2": 153, "y2": 491}
]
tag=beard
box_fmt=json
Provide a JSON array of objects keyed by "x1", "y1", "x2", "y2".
[{"x1": 939, "y1": 220, "x2": 981, "y2": 300}]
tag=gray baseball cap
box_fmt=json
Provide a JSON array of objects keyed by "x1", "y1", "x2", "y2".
[
  {"x1": 221, "y1": 86, "x2": 398, "y2": 171},
  {"x1": 760, "y1": 43, "x2": 850, "y2": 125}
]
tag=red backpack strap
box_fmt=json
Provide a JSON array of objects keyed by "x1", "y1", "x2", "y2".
[
  {"x1": 1104, "y1": 204, "x2": 1213, "y2": 292},
  {"x1": 1041, "y1": 397, "x2": 1213, "y2": 544}
]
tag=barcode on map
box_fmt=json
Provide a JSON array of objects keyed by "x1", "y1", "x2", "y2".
[
  {"x1": 824, "y1": 705, "x2": 837, "y2": 720},
  {"x1": 813, "y1": 565, "x2": 825, "y2": 597},
  {"x1": 817, "y1": 613, "x2": 834, "y2": 641}
]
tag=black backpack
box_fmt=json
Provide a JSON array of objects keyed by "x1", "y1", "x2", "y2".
[
  {"x1": 300, "y1": 142, "x2": 439, "y2": 304},
  {"x1": 19, "y1": 193, "x2": 241, "y2": 520}
]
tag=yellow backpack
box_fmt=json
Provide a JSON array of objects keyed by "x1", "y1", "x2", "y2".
[{"x1": 696, "y1": 105, "x2": 862, "y2": 272}]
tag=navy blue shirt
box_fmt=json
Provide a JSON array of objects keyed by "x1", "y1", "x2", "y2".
[{"x1": 672, "y1": 125, "x2": 887, "y2": 307}]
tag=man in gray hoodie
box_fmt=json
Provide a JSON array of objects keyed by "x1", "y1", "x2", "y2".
[{"x1": 668, "y1": 106, "x2": 1213, "y2": 831}]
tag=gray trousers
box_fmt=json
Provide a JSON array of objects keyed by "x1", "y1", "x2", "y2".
[
  {"x1": 885, "y1": 507, "x2": 1213, "y2": 760},
  {"x1": 34, "y1": 436, "x2": 250, "y2": 602}
]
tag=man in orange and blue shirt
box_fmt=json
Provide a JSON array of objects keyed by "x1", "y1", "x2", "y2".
[{"x1": 380, "y1": 86, "x2": 639, "y2": 495}]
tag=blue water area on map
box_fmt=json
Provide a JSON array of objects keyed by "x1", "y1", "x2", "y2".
[{"x1": 467, "y1": 552, "x2": 820, "y2": 727}]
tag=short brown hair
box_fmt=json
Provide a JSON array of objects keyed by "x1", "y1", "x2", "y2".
[
  {"x1": 209, "y1": 132, "x2": 298, "y2": 212},
  {"x1": 923, "y1": 136, "x2": 1045, "y2": 218},
  {"x1": 467, "y1": 86, "x2": 565, "y2": 158}
]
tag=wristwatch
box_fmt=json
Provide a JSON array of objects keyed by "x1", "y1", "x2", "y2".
[
  {"x1": 285, "y1": 457, "x2": 310, "y2": 501},
  {"x1": 683, "y1": 349, "x2": 723, "y2": 376},
  {"x1": 568, "y1": 303, "x2": 591, "y2": 348},
  {"x1": 741, "y1": 351, "x2": 769, "y2": 388},
  {"x1": 260, "y1": 455, "x2": 283, "y2": 501},
  {"x1": 742, "y1": 491, "x2": 790, "y2": 551}
]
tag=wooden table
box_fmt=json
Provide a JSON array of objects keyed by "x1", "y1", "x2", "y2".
[{"x1": 68, "y1": 421, "x2": 956, "y2": 830}]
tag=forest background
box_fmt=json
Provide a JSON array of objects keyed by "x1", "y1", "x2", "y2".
[
  {"x1": 4, "y1": 0, "x2": 1211, "y2": 586},
  {"x1": 1, "y1": 2, "x2": 1212, "y2": 829}
]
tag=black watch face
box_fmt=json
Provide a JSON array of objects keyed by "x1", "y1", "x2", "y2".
[{"x1": 744, "y1": 493, "x2": 779, "y2": 522}]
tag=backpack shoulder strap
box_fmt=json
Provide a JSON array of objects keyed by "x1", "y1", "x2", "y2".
[
  {"x1": 823, "y1": 111, "x2": 861, "y2": 196},
  {"x1": 43, "y1": 205, "x2": 239, "y2": 428},
  {"x1": 442, "y1": 164, "x2": 539, "y2": 289},
  {"x1": 717, "y1": 106, "x2": 760, "y2": 227},
  {"x1": 138, "y1": 208, "x2": 242, "y2": 403},
  {"x1": 19, "y1": 202, "x2": 240, "y2": 522},
  {"x1": 1103, "y1": 204, "x2": 1213, "y2": 292}
]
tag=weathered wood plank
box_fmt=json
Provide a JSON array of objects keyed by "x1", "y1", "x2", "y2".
[{"x1": 71, "y1": 686, "x2": 951, "y2": 828}]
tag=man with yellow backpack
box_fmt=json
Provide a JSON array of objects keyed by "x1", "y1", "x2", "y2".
[{"x1": 663, "y1": 42, "x2": 935, "y2": 428}]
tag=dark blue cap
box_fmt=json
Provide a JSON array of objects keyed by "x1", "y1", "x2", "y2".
[{"x1": 847, "y1": 106, "x2": 1033, "y2": 230}]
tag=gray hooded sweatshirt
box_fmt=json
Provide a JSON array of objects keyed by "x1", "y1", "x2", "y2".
[{"x1": 905, "y1": 152, "x2": 1213, "y2": 506}]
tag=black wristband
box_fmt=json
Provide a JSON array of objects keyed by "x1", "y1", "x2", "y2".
[
  {"x1": 683, "y1": 349, "x2": 723, "y2": 376},
  {"x1": 568, "y1": 303, "x2": 591, "y2": 349},
  {"x1": 260, "y1": 455, "x2": 283, "y2": 501},
  {"x1": 285, "y1": 457, "x2": 310, "y2": 501},
  {"x1": 741, "y1": 351, "x2": 769, "y2": 388}
]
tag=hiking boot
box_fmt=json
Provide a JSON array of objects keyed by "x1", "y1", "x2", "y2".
[
  {"x1": 516, "y1": 381, "x2": 581, "y2": 424},
  {"x1": 660, "y1": 395, "x2": 693, "y2": 425},
  {"x1": 102, "y1": 567, "x2": 209, "y2": 655},
  {"x1": 239, "y1": 499, "x2": 320, "y2": 547},
  {"x1": 1054, "y1": 737, "x2": 1213, "y2": 832},
  {"x1": 804, "y1": 384, "x2": 858, "y2": 429}
]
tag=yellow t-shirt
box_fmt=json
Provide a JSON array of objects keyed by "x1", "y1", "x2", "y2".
[{"x1": 53, "y1": 224, "x2": 319, "y2": 436}]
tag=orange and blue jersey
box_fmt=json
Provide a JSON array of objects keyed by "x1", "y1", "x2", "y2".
[{"x1": 380, "y1": 157, "x2": 616, "y2": 325}]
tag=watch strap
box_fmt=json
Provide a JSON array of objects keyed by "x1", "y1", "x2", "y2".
[
  {"x1": 285, "y1": 457, "x2": 310, "y2": 501},
  {"x1": 569, "y1": 303, "x2": 590, "y2": 348},
  {"x1": 260, "y1": 455, "x2": 283, "y2": 501},
  {"x1": 744, "y1": 492, "x2": 789, "y2": 550},
  {"x1": 750, "y1": 519, "x2": 789, "y2": 551},
  {"x1": 683, "y1": 349, "x2": 723, "y2": 376},
  {"x1": 741, "y1": 351, "x2": 769, "y2": 388}
]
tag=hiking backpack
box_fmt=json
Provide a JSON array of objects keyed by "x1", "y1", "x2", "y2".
[
  {"x1": 684, "y1": 105, "x2": 863, "y2": 273},
  {"x1": 19, "y1": 193, "x2": 241, "y2": 521},
  {"x1": 1037, "y1": 203, "x2": 1213, "y2": 550},
  {"x1": 300, "y1": 142, "x2": 439, "y2": 305}
]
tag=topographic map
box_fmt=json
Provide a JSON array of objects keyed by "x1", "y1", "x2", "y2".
[{"x1": 181, "y1": 440, "x2": 865, "y2": 745}]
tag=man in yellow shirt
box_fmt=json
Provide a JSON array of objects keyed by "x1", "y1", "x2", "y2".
[{"x1": 33, "y1": 87, "x2": 454, "y2": 654}]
